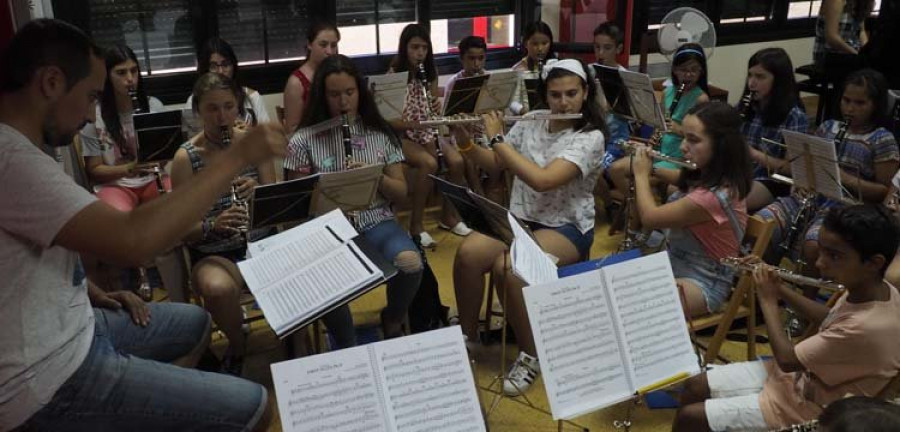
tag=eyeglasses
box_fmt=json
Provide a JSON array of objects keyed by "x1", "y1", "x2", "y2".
[
  {"x1": 674, "y1": 66, "x2": 702, "y2": 76},
  {"x1": 209, "y1": 61, "x2": 233, "y2": 71}
]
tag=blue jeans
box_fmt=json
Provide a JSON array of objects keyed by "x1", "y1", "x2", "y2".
[
  {"x1": 23, "y1": 303, "x2": 267, "y2": 432},
  {"x1": 321, "y1": 219, "x2": 423, "y2": 348}
]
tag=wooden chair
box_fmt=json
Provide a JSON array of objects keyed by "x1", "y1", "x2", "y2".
[{"x1": 691, "y1": 216, "x2": 775, "y2": 365}]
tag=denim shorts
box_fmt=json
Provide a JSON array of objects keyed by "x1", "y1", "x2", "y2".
[
  {"x1": 362, "y1": 219, "x2": 419, "y2": 263},
  {"x1": 670, "y1": 248, "x2": 735, "y2": 313},
  {"x1": 523, "y1": 221, "x2": 594, "y2": 261},
  {"x1": 23, "y1": 303, "x2": 267, "y2": 432}
]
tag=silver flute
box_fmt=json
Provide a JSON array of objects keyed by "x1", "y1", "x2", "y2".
[
  {"x1": 768, "y1": 420, "x2": 818, "y2": 432},
  {"x1": 621, "y1": 141, "x2": 698, "y2": 170},
  {"x1": 420, "y1": 113, "x2": 583, "y2": 127},
  {"x1": 720, "y1": 257, "x2": 845, "y2": 292}
]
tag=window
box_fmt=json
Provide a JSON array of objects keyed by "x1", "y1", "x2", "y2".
[
  {"x1": 721, "y1": 0, "x2": 774, "y2": 23},
  {"x1": 72, "y1": 0, "x2": 195, "y2": 75},
  {"x1": 434, "y1": 15, "x2": 515, "y2": 55},
  {"x1": 336, "y1": 0, "x2": 416, "y2": 56},
  {"x1": 217, "y1": 0, "x2": 310, "y2": 65},
  {"x1": 541, "y1": 0, "x2": 617, "y2": 44},
  {"x1": 789, "y1": 0, "x2": 881, "y2": 20}
]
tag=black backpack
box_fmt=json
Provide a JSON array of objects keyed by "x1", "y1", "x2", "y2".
[{"x1": 407, "y1": 243, "x2": 449, "y2": 333}]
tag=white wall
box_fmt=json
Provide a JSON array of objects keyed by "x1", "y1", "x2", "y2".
[{"x1": 629, "y1": 37, "x2": 815, "y2": 104}]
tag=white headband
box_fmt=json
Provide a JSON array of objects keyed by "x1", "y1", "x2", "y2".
[{"x1": 540, "y1": 59, "x2": 587, "y2": 82}]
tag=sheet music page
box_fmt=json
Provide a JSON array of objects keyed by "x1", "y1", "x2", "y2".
[
  {"x1": 240, "y1": 238, "x2": 381, "y2": 335},
  {"x1": 313, "y1": 164, "x2": 385, "y2": 215},
  {"x1": 523, "y1": 270, "x2": 633, "y2": 420},
  {"x1": 271, "y1": 345, "x2": 389, "y2": 432},
  {"x1": 782, "y1": 130, "x2": 844, "y2": 201},
  {"x1": 373, "y1": 327, "x2": 485, "y2": 432},
  {"x1": 368, "y1": 73, "x2": 408, "y2": 121},
  {"x1": 248, "y1": 208, "x2": 356, "y2": 257},
  {"x1": 601, "y1": 252, "x2": 700, "y2": 390},
  {"x1": 618, "y1": 69, "x2": 666, "y2": 130},
  {"x1": 473, "y1": 70, "x2": 519, "y2": 113},
  {"x1": 508, "y1": 212, "x2": 558, "y2": 286}
]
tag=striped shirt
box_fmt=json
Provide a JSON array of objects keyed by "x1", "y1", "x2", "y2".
[
  {"x1": 181, "y1": 140, "x2": 259, "y2": 254},
  {"x1": 740, "y1": 105, "x2": 809, "y2": 179},
  {"x1": 285, "y1": 118, "x2": 405, "y2": 231}
]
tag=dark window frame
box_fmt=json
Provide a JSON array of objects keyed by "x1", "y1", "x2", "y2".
[{"x1": 51, "y1": 0, "x2": 823, "y2": 104}]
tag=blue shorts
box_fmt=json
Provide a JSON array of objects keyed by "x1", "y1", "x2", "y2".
[
  {"x1": 362, "y1": 219, "x2": 420, "y2": 264},
  {"x1": 23, "y1": 303, "x2": 267, "y2": 432},
  {"x1": 524, "y1": 221, "x2": 594, "y2": 261}
]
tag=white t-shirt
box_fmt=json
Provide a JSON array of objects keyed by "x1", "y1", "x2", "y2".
[
  {"x1": 0, "y1": 124, "x2": 97, "y2": 429},
  {"x1": 504, "y1": 110, "x2": 605, "y2": 234},
  {"x1": 80, "y1": 96, "x2": 165, "y2": 188}
]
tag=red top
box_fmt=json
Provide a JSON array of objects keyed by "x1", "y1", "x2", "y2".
[{"x1": 292, "y1": 68, "x2": 312, "y2": 104}]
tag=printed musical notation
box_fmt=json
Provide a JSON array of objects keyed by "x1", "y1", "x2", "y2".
[
  {"x1": 271, "y1": 327, "x2": 485, "y2": 432},
  {"x1": 375, "y1": 332, "x2": 484, "y2": 432},
  {"x1": 603, "y1": 253, "x2": 699, "y2": 389},
  {"x1": 523, "y1": 252, "x2": 701, "y2": 420},
  {"x1": 272, "y1": 352, "x2": 388, "y2": 432}
]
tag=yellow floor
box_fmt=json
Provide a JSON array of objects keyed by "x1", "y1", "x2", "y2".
[{"x1": 198, "y1": 211, "x2": 773, "y2": 432}]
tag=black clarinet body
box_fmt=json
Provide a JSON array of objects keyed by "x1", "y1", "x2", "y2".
[
  {"x1": 417, "y1": 62, "x2": 445, "y2": 173},
  {"x1": 738, "y1": 90, "x2": 756, "y2": 121},
  {"x1": 341, "y1": 112, "x2": 353, "y2": 166}
]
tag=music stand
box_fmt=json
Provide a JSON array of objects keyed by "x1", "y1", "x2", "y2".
[
  {"x1": 592, "y1": 64, "x2": 632, "y2": 118},
  {"x1": 617, "y1": 69, "x2": 667, "y2": 131},
  {"x1": 430, "y1": 175, "x2": 534, "y2": 245},
  {"x1": 249, "y1": 175, "x2": 320, "y2": 230},
  {"x1": 135, "y1": 111, "x2": 184, "y2": 163},
  {"x1": 444, "y1": 74, "x2": 490, "y2": 116},
  {"x1": 524, "y1": 77, "x2": 544, "y2": 111},
  {"x1": 473, "y1": 70, "x2": 519, "y2": 114},
  {"x1": 312, "y1": 165, "x2": 384, "y2": 216},
  {"x1": 367, "y1": 72, "x2": 408, "y2": 122},
  {"x1": 782, "y1": 130, "x2": 847, "y2": 202}
]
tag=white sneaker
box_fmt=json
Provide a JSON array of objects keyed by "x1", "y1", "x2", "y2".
[
  {"x1": 503, "y1": 351, "x2": 540, "y2": 396},
  {"x1": 439, "y1": 221, "x2": 473, "y2": 236},
  {"x1": 415, "y1": 231, "x2": 437, "y2": 248}
]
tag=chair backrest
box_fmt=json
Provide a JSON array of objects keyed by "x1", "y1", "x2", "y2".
[{"x1": 744, "y1": 215, "x2": 776, "y2": 259}]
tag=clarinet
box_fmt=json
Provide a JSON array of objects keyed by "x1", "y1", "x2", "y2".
[
  {"x1": 648, "y1": 83, "x2": 686, "y2": 148},
  {"x1": 738, "y1": 90, "x2": 756, "y2": 121},
  {"x1": 223, "y1": 124, "x2": 250, "y2": 242},
  {"x1": 128, "y1": 86, "x2": 142, "y2": 114},
  {"x1": 834, "y1": 117, "x2": 850, "y2": 149},
  {"x1": 417, "y1": 62, "x2": 445, "y2": 173},
  {"x1": 341, "y1": 112, "x2": 353, "y2": 167},
  {"x1": 128, "y1": 85, "x2": 165, "y2": 194}
]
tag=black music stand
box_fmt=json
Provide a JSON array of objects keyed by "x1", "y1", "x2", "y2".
[
  {"x1": 431, "y1": 175, "x2": 534, "y2": 245},
  {"x1": 444, "y1": 74, "x2": 490, "y2": 116},
  {"x1": 524, "y1": 77, "x2": 544, "y2": 111},
  {"x1": 592, "y1": 64, "x2": 633, "y2": 118},
  {"x1": 135, "y1": 111, "x2": 184, "y2": 163},
  {"x1": 249, "y1": 175, "x2": 319, "y2": 230}
]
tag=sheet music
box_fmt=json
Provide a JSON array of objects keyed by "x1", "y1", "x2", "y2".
[
  {"x1": 314, "y1": 164, "x2": 384, "y2": 215},
  {"x1": 508, "y1": 212, "x2": 558, "y2": 286},
  {"x1": 241, "y1": 240, "x2": 381, "y2": 335},
  {"x1": 368, "y1": 73, "x2": 408, "y2": 121},
  {"x1": 602, "y1": 252, "x2": 699, "y2": 389},
  {"x1": 443, "y1": 74, "x2": 489, "y2": 116},
  {"x1": 782, "y1": 130, "x2": 845, "y2": 201},
  {"x1": 618, "y1": 69, "x2": 666, "y2": 130},
  {"x1": 592, "y1": 64, "x2": 632, "y2": 118},
  {"x1": 523, "y1": 271, "x2": 633, "y2": 420},
  {"x1": 375, "y1": 327, "x2": 485, "y2": 432},
  {"x1": 272, "y1": 345, "x2": 389, "y2": 432},
  {"x1": 248, "y1": 208, "x2": 356, "y2": 257},
  {"x1": 473, "y1": 70, "x2": 519, "y2": 113},
  {"x1": 468, "y1": 191, "x2": 522, "y2": 245}
]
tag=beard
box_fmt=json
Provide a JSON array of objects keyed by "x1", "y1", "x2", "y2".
[{"x1": 42, "y1": 114, "x2": 82, "y2": 148}]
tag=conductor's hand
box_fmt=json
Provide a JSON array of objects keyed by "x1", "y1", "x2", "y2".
[
  {"x1": 482, "y1": 111, "x2": 504, "y2": 140},
  {"x1": 631, "y1": 146, "x2": 654, "y2": 179},
  {"x1": 231, "y1": 122, "x2": 287, "y2": 167},
  {"x1": 752, "y1": 264, "x2": 782, "y2": 304}
]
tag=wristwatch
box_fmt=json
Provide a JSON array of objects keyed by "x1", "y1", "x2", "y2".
[{"x1": 488, "y1": 133, "x2": 505, "y2": 149}]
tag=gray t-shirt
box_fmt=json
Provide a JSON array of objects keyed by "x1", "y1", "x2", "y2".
[{"x1": 0, "y1": 124, "x2": 97, "y2": 428}]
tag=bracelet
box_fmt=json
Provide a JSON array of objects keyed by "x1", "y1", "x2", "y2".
[{"x1": 457, "y1": 140, "x2": 476, "y2": 153}]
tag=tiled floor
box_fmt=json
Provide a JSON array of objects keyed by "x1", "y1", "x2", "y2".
[{"x1": 195, "y1": 212, "x2": 773, "y2": 431}]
